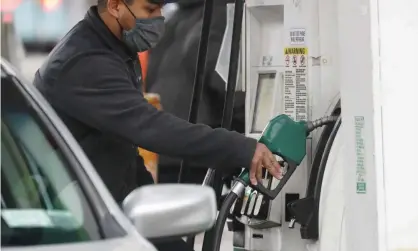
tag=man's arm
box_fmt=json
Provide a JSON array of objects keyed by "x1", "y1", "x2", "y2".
[{"x1": 50, "y1": 52, "x2": 257, "y2": 169}]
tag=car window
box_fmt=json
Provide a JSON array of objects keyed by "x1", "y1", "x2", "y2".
[{"x1": 1, "y1": 78, "x2": 103, "y2": 246}]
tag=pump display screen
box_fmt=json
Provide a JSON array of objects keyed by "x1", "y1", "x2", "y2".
[{"x1": 251, "y1": 73, "x2": 276, "y2": 133}]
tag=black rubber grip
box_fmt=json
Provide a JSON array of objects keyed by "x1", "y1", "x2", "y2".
[{"x1": 251, "y1": 159, "x2": 298, "y2": 200}]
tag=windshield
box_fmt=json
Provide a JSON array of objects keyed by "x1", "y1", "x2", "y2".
[{"x1": 1, "y1": 77, "x2": 102, "y2": 246}]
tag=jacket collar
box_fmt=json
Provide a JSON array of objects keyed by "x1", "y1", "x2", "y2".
[{"x1": 84, "y1": 6, "x2": 136, "y2": 62}]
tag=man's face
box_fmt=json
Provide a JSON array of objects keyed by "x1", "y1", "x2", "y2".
[{"x1": 108, "y1": 0, "x2": 162, "y2": 30}]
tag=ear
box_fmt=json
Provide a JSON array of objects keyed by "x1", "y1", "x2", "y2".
[{"x1": 107, "y1": 0, "x2": 124, "y2": 18}]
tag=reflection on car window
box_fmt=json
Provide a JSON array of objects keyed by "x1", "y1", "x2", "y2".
[{"x1": 1, "y1": 78, "x2": 102, "y2": 246}]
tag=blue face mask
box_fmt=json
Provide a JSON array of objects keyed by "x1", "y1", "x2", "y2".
[{"x1": 119, "y1": 4, "x2": 165, "y2": 53}]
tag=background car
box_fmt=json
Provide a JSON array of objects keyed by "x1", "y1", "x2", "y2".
[{"x1": 1, "y1": 58, "x2": 217, "y2": 250}]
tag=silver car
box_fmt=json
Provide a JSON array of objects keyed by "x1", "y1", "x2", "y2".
[{"x1": 0, "y1": 58, "x2": 217, "y2": 250}]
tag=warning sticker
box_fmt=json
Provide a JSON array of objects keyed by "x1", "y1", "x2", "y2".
[
  {"x1": 284, "y1": 47, "x2": 308, "y2": 121},
  {"x1": 284, "y1": 47, "x2": 308, "y2": 55},
  {"x1": 355, "y1": 116, "x2": 367, "y2": 194}
]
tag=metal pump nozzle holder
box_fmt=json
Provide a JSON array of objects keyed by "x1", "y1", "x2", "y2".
[{"x1": 231, "y1": 163, "x2": 288, "y2": 229}]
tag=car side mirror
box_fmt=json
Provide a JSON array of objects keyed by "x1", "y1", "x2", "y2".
[{"x1": 122, "y1": 184, "x2": 216, "y2": 239}]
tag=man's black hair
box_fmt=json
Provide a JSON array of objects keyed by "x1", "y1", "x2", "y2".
[
  {"x1": 97, "y1": 0, "x2": 135, "y2": 11},
  {"x1": 97, "y1": 0, "x2": 164, "y2": 10}
]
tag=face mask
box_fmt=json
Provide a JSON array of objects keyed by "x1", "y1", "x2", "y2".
[{"x1": 119, "y1": 3, "x2": 165, "y2": 53}]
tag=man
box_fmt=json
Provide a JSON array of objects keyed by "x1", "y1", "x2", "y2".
[
  {"x1": 33, "y1": 0, "x2": 280, "y2": 249},
  {"x1": 146, "y1": 0, "x2": 246, "y2": 184}
]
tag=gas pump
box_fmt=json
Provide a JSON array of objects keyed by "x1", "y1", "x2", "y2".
[
  {"x1": 227, "y1": 0, "x2": 341, "y2": 250},
  {"x1": 202, "y1": 0, "x2": 418, "y2": 250},
  {"x1": 197, "y1": 0, "x2": 342, "y2": 249},
  {"x1": 201, "y1": 0, "x2": 350, "y2": 250}
]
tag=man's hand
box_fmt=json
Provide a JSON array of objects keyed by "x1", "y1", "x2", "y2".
[{"x1": 250, "y1": 143, "x2": 281, "y2": 185}]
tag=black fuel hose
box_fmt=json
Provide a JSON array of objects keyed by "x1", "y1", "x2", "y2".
[
  {"x1": 211, "y1": 191, "x2": 239, "y2": 251},
  {"x1": 314, "y1": 118, "x2": 341, "y2": 201},
  {"x1": 202, "y1": 178, "x2": 247, "y2": 251},
  {"x1": 306, "y1": 116, "x2": 339, "y2": 134}
]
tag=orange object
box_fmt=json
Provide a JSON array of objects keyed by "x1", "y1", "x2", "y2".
[
  {"x1": 138, "y1": 51, "x2": 149, "y2": 92},
  {"x1": 138, "y1": 94, "x2": 162, "y2": 182},
  {"x1": 137, "y1": 51, "x2": 161, "y2": 183}
]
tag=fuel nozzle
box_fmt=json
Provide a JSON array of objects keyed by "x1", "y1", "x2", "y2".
[{"x1": 237, "y1": 114, "x2": 339, "y2": 200}]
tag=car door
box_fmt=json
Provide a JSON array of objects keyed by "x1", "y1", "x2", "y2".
[{"x1": 1, "y1": 62, "x2": 157, "y2": 251}]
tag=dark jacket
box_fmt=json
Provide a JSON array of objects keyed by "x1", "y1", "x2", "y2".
[
  {"x1": 147, "y1": 0, "x2": 246, "y2": 168},
  {"x1": 33, "y1": 6, "x2": 256, "y2": 203}
]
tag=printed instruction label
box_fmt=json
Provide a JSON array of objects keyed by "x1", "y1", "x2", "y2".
[
  {"x1": 290, "y1": 28, "x2": 306, "y2": 45},
  {"x1": 355, "y1": 116, "x2": 367, "y2": 194},
  {"x1": 284, "y1": 47, "x2": 308, "y2": 121}
]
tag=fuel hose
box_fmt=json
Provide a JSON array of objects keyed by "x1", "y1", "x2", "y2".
[
  {"x1": 211, "y1": 192, "x2": 240, "y2": 251},
  {"x1": 203, "y1": 175, "x2": 248, "y2": 251}
]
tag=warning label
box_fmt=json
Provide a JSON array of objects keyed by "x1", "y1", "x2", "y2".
[
  {"x1": 284, "y1": 47, "x2": 308, "y2": 121},
  {"x1": 284, "y1": 47, "x2": 308, "y2": 55}
]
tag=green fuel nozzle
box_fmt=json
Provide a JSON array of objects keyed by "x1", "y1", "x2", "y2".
[{"x1": 239, "y1": 114, "x2": 338, "y2": 200}]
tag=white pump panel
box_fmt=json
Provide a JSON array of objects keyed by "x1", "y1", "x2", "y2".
[
  {"x1": 244, "y1": 1, "x2": 285, "y2": 139},
  {"x1": 239, "y1": 0, "x2": 418, "y2": 249},
  {"x1": 240, "y1": 0, "x2": 342, "y2": 249}
]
